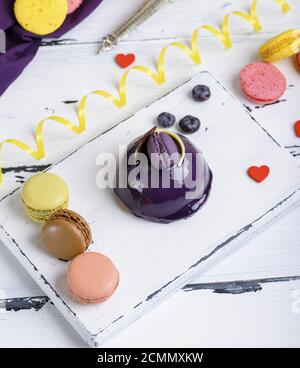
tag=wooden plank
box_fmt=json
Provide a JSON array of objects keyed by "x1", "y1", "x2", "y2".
[
  {"x1": 0, "y1": 0, "x2": 299, "y2": 347},
  {"x1": 1, "y1": 277, "x2": 300, "y2": 348},
  {"x1": 1, "y1": 37, "x2": 299, "y2": 196},
  {"x1": 0, "y1": 72, "x2": 299, "y2": 346},
  {"x1": 42, "y1": 0, "x2": 300, "y2": 44},
  {"x1": 1, "y1": 202, "x2": 300, "y2": 299},
  {"x1": 2, "y1": 3, "x2": 299, "y2": 302}
]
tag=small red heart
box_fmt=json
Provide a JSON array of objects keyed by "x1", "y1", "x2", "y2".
[
  {"x1": 294, "y1": 120, "x2": 300, "y2": 137},
  {"x1": 247, "y1": 165, "x2": 270, "y2": 183},
  {"x1": 115, "y1": 53, "x2": 135, "y2": 68}
]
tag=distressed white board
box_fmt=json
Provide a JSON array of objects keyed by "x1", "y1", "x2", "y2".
[{"x1": 0, "y1": 72, "x2": 299, "y2": 347}]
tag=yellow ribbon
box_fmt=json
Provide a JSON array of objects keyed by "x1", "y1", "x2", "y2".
[
  {"x1": 275, "y1": 0, "x2": 291, "y2": 12},
  {"x1": 156, "y1": 128, "x2": 186, "y2": 167},
  {"x1": 0, "y1": 0, "x2": 291, "y2": 185}
]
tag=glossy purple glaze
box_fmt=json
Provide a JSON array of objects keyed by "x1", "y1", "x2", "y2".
[{"x1": 114, "y1": 131, "x2": 213, "y2": 223}]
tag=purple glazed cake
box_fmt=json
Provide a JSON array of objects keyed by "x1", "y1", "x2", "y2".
[{"x1": 114, "y1": 128, "x2": 213, "y2": 223}]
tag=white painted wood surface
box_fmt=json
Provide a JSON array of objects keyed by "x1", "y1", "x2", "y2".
[
  {"x1": 1, "y1": 72, "x2": 299, "y2": 346},
  {"x1": 1, "y1": 278, "x2": 300, "y2": 348},
  {"x1": 0, "y1": 0, "x2": 299, "y2": 347}
]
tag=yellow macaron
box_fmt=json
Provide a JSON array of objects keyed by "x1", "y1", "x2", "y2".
[
  {"x1": 22, "y1": 173, "x2": 69, "y2": 223},
  {"x1": 14, "y1": 0, "x2": 68, "y2": 36}
]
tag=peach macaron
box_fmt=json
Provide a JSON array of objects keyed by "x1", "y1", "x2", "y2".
[{"x1": 67, "y1": 252, "x2": 119, "y2": 304}]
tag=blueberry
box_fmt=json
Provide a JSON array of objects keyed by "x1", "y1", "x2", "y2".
[
  {"x1": 192, "y1": 85, "x2": 211, "y2": 102},
  {"x1": 179, "y1": 115, "x2": 201, "y2": 134},
  {"x1": 157, "y1": 112, "x2": 176, "y2": 128}
]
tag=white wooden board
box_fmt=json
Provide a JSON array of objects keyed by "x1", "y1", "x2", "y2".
[{"x1": 0, "y1": 72, "x2": 299, "y2": 347}]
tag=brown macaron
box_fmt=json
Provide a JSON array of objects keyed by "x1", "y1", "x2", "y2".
[{"x1": 41, "y1": 209, "x2": 92, "y2": 261}]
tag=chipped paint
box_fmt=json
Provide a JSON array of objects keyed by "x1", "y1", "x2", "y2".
[
  {"x1": 3, "y1": 297, "x2": 49, "y2": 312},
  {"x1": 183, "y1": 276, "x2": 300, "y2": 295},
  {"x1": 254, "y1": 99, "x2": 287, "y2": 109}
]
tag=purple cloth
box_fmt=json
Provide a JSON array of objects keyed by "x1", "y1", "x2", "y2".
[{"x1": 0, "y1": 0, "x2": 103, "y2": 96}]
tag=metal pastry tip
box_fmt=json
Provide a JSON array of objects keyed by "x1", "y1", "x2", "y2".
[
  {"x1": 98, "y1": 35, "x2": 118, "y2": 53},
  {"x1": 98, "y1": 0, "x2": 174, "y2": 54}
]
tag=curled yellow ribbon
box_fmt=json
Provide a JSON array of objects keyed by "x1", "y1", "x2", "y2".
[
  {"x1": 0, "y1": 0, "x2": 291, "y2": 185},
  {"x1": 156, "y1": 128, "x2": 186, "y2": 167}
]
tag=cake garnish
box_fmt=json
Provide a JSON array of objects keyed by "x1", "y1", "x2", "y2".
[{"x1": 134, "y1": 127, "x2": 185, "y2": 168}]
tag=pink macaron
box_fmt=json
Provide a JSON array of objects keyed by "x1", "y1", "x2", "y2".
[
  {"x1": 67, "y1": 0, "x2": 83, "y2": 14},
  {"x1": 240, "y1": 62, "x2": 286, "y2": 104},
  {"x1": 67, "y1": 252, "x2": 120, "y2": 304}
]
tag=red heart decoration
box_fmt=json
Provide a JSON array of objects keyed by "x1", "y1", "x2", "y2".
[
  {"x1": 247, "y1": 165, "x2": 270, "y2": 183},
  {"x1": 115, "y1": 53, "x2": 136, "y2": 68},
  {"x1": 294, "y1": 120, "x2": 300, "y2": 137}
]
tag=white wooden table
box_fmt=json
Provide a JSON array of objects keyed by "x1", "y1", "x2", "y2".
[{"x1": 0, "y1": 0, "x2": 299, "y2": 347}]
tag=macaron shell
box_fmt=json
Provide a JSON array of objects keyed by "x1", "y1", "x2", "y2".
[
  {"x1": 50, "y1": 209, "x2": 92, "y2": 246},
  {"x1": 67, "y1": 252, "x2": 120, "y2": 304},
  {"x1": 242, "y1": 91, "x2": 281, "y2": 105},
  {"x1": 22, "y1": 173, "x2": 69, "y2": 212},
  {"x1": 68, "y1": 287, "x2": 112, "y2": 305},
  {"x1": 41, "y1": 219, "x2": 88, "y2": 260},
  {"x1": 240, "y1": 62, "x2": 286, "y2": 103},
  {"x1": 67, "y1": 0, "x2": 83, "y2": 14},
  {"x1": 14, "y1": 0, "x2": 68, "y2": 36}
]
